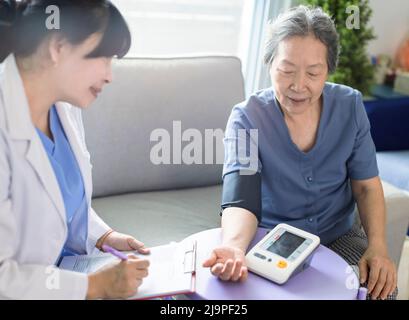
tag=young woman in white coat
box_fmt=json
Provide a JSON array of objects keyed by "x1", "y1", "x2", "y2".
[{"x1": 0, "y1": 0, "x2": 150, "y2": 299}]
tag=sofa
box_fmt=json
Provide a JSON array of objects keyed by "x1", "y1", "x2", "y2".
[
  {"x1": 82, "y1": 56, "x2": 409, "y2": 270},
  {"x1": 364, "y1": 96, "x2": 409, "y2": 194}
]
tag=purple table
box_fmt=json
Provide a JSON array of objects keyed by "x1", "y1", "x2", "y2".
[{"x1": 183, "y1": 228, "x2": 360, "y2": 300}]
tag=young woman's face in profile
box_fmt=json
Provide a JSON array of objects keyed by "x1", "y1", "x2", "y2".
[{"x1": 55, "y1": 33, "x2": 113, "y2": 108}]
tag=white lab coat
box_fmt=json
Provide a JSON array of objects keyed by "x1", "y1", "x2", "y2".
[{"x1": 0, "y1": 54, "x2": 112, "y2": 299}]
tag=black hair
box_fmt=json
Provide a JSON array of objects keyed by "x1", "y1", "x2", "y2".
[{"x1": 0, "y1": 0, "x2": 131, "y2": 63}]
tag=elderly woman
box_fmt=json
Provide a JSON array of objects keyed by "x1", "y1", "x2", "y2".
[{"x1": 203, "y1": 6, "x2": 397, "y2": 300}]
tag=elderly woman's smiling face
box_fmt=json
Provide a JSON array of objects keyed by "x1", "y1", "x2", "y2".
[{"x1": 270, "y1": 35, "x2": 328, "y2": 115}]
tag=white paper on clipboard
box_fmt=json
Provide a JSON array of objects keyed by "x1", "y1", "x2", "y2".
[{"x1": 59, "y1": 240, "x2": 197, "y2": 299}]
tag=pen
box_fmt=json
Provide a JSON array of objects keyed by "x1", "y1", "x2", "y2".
[
  {"x1": 102, "y1": 244, "x2": 129, "y2": 261},
  {"x1": 357, "y1": 287, "x2": 368, "y2": 300}
]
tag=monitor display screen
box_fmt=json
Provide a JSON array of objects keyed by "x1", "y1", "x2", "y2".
[{"x1": 265, "y1": 231, "x2": 305, "y2": 258}]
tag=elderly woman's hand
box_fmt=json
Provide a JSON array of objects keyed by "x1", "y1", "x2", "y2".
[
  {"x1": 358, "y1": 244, "x2": 397, "y2": 300},
  {"x1": 202, "y1": 245, "x2": 248, "y2": 282}
]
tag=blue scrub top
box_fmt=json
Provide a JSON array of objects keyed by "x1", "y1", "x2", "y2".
[
  {"x1": 223, "y1": 83, "x2": 379, "y2": 245},
  {"x1": 36, "y1": 106, "x2": 88, "y2": 259}
]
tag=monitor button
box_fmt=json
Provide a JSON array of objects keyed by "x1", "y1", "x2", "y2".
[{"x1": 254, "y1": 252, "x2": 266, "y2": 260}]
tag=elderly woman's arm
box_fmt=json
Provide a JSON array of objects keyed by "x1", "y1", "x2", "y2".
[
  {"x1": 202, "y1": 208, "x2": 258, "y2": 281},
  {"x1": 351, "y1": 176, "x2": 397, "y2": 300},
  {"x1": 202, "y1": 170, "x2": 261, "y2": 282}
]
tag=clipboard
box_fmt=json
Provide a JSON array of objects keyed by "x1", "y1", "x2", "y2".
[{"x1": 59, "y1": 240, "x2": 197, "y2": 300}]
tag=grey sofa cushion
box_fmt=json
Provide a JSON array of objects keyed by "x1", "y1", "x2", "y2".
[
  {"x1": 83, "y1": 56, "x2": 245, "y2": 198},
  {"x1": 382, "y1": 181, "x2": 409, "y2": 265},
  {"x1": 91, "y1": 185, "x2": 222, "y2": 246}
]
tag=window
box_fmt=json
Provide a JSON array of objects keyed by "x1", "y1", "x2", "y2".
[
  {"x1": 112, "y1": 0, "x2": 249, "y2": 57},
  {"x1": 112, "y1": 0, "x2": 292, "y2": 95}
]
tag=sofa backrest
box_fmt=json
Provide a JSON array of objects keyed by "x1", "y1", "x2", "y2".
[{"x1": 82, "y1": 56, "x2": 245, "y2": 198}]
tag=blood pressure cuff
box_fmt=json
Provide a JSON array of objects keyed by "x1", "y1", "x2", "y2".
[{"x1": 220, "y1": 170, "x2": 262, "y2": 222}]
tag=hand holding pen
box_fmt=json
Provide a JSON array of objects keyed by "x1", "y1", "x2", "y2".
[{"x1": 86, "y1": 244, "x2": 150, "y2": 299}]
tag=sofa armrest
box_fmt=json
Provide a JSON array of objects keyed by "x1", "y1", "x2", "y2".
[{"x1": 382, "y1": 181, "x2": 409, "y2": 266}]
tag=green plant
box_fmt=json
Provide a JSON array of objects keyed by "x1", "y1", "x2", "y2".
[{"x1": 301, "y1": 0, "x2": 376, "y2": 94}]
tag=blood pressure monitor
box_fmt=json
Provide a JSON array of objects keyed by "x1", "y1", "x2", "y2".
[{"x1": 246, "y1": 224, "x2": 320, "y2": 284}]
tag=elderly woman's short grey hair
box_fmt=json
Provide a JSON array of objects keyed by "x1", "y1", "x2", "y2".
[{"x1": 264, "y1": 5, "x2": 340, "y2": 74}]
